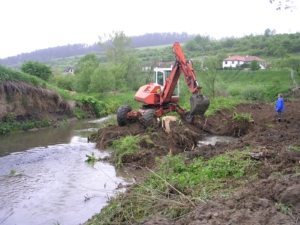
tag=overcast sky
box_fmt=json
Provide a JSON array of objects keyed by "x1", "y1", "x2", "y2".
[{"x1": 0, "y1": 0, "x2": 299, "y2": 58}]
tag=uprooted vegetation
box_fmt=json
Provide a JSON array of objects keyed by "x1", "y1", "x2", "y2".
[{"x1": 86, "y1": 99, "x2": 300, "y2": 225}]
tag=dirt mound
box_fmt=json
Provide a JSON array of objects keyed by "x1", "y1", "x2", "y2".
[
  {"x1": 174, "y1": 173, "x2": 300, "y2": 225},
  {"x1": 92, "y1": 99, "x2": 300, "y2": 224},
  {"x1": 91, "y1": 121, "x2": 204, "y2": 168},
  {"x1": 0, "y1": 81, "x2": 71, "y2": 121}
]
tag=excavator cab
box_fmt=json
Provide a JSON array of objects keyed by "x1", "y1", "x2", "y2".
[{"x1": 154, "y1": 66, "x2": 179, "y2": 100}]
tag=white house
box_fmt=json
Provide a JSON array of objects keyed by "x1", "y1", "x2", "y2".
[{"x1": 222, "y1": 55, "x2": 266, "y2": 69}]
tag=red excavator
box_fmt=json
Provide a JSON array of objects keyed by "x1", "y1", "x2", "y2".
[{"x1": 117, "y1": 42, "x2": 210, "y2": 127}]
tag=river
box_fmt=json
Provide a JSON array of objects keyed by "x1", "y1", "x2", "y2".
[{"x1": 0, "y1": 117, "x2": 128, "y2": 225}]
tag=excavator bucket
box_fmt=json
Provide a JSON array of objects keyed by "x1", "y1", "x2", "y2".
[{"x1": 189, "y1": 94, "x2": 210, "y2": 115}]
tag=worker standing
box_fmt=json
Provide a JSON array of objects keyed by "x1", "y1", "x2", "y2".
[{"x1": 275, "y1": 93, "x2": 285, "y2": 121}]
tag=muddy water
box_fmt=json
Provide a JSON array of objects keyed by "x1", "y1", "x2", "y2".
[
  {"x1": 198, "y1": 135, "x2": 237, "y2": 147},
  {"x1": 0, "y1": 117, "x2": 128, "y2": 225}
]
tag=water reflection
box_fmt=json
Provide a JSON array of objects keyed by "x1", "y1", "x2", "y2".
[
  {"x1": 0, "y1": 116, "x2": 127, "y2": 225},
  {"x1": 0, "y1": 117, "x2": 113, "y2": 156}
]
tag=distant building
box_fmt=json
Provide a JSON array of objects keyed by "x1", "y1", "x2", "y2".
[
  {"x1": 222, "y1": 55, "x2": 266, "y2": 69},
  {"x1": 63, "y1": 66, "x2": 74, "y2": 74},
  {"x1": 142, "y1": 61, "x2": 174, "y2": 72}
]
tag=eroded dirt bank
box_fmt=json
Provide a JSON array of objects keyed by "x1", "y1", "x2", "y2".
[
  {"x1": 91, "y1": 99, "x2": 300, "y2": 225},
  {"x1": 0, "y1": 81, "x2": 71, "y2": 121}
]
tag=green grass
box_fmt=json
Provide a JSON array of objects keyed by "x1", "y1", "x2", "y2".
[
  {"x1": 111, "y1": 135, "x2": 141, "y2": 167},
  {"x1": 91, "y1": 91, "x2": 140, "y2": 114},
  {"x1": 232, "y1": 112, "x2": 253, "y2": 122},
  {"x1": 0, "y1": 119, "x2": 51, "y2": 135},
  {"x1": 205, "y1": 96, "x2": 243, "y2": 116},
  {"x1": 0, "y1": 65, "x2": 47, "y2": 86},
  {"x1": 86, "y1": 150, "x2": 257, "y2": 225},
  {"x1": 288, "y1": 145, "x2": 300, "y2": 153},
  {"x1": 215, "y1": 69, "x2": 298, "y2": 101}
]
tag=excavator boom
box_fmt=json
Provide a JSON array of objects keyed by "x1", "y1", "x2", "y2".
[{"x1": 160, "y1": 42, "x2": 209, "y2": 116}]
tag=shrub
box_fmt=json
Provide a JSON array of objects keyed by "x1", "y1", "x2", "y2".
[
  {"x1": 21, "y1": 61, "x2": 52, "y2": 81},
  {"x1": 75, "y1": 95, "x2": 107, "y2": 117}
]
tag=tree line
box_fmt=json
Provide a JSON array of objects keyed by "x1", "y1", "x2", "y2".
[
  {"x1": 0, "y1": 32, "x2": 193, "y2": 67},
  {"x1": 16, "y1": 30, "x2": 300, "y2": 96}
]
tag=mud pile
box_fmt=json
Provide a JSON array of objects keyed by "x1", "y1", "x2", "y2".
[{"x1": 92, "y1": 99, "x2": 300, "y2": 224}]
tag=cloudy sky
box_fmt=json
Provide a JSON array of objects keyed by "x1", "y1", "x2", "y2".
[{"x1": 0, "y1": 0, "x2": 299, "y2": 58}]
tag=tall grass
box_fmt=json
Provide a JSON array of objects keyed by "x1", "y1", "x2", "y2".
[
  {"x1": 111, "y1": 135, "x2": 141, "y2": 167},
  {"x1": 215, "y1": 69, "x2": 297, "y2": 101},
  {"x1": 86, "y1": 151, "x2": 257, "y2": 224},
  {"x1": 0, "y1": 65, "x2": 46, "y2": 86}
]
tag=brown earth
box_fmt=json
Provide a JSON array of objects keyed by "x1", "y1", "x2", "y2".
[
  {"x1": 0, "y1": 81, "x2": 72, "y2": 121},
  {"x1": 92, "y1": 99, "x2": 300, "y2": 225}
]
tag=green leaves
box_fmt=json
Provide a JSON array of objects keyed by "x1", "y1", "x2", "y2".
[
  {"x1": 21, "y1": 61, "x2": 52, "y2": 81},
  {"x1": 112, "y1": 135, "x2": 141, "y2": 167},
  {"x1": 155, "y1": 151, "x2": 255, "y2": 191}
]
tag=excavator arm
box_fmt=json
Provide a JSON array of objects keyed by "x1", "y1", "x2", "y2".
[{"x1": 160, "y1": 42, "x2": 209, "y2": 115}]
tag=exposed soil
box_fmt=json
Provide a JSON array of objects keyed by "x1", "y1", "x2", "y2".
[
  {"x1": 92, "y1": 99, "x2": 300, "y2": 225},
  {"x1": 0, "y1": 81, "x2": 72, "y2": 121}
]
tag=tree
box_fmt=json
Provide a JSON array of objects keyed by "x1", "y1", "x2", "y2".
[
  {"x1": 89, "y1": 65, "x2": 115, "y2": 92},
  {"x1": 100, "y1": 31, "x2": 132, "y2": 64},
  {"x1": 201, "y1": 57, "x2": 220, "y2": 98},
  {"x1": 74, "y1": 54, "x2": 98, "y2": 92},
  {"x1": 21, "y1": 61, "x2": 52, "y2": 81},
  {"x1": 264, "y1": 28, "x2": 276, "y2": 37},
  {"x1": 99, "y1": 31, "x2": 143, "y2": 91}
]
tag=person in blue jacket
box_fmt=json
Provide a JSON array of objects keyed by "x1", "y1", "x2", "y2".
[{"x1": 275, "y1": 93, "x2": 284, "y2": 121}]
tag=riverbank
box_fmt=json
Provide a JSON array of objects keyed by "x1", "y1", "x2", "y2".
[{"x1": 86, "y1": 99, "x2": 300, "y2": 225}]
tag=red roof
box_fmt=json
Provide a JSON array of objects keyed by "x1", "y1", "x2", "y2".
[{"x1": 224, "y1": 55, "x2": 264, "y2": 62}]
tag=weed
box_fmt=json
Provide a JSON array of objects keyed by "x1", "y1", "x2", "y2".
[
  {"x1": 0, "y1": 119, "x2": 51, "y2": 135},
  {"x1": 75, "y1": 95, "x2": 107, "y2": 118},
  {"x1": 205, "y1": 96, "x2": 242, "y2": 116},
  {"x1": 72, "y1": 107, "x2": 87, "y2": 119},
  {"x1": 86, "y1": 151, "x2": 258, "y2": 225},
  {"x1": 275, "y1": 202, "x2": 292, "y2": 215},
  {"x1": 85, "y1": 152, "x2": 99, "y2": 165},
  {"x1": 288, "y1": 145, "x2": 300, "y2": 152},
  {"x1": 112, "y1": 135, "x2": 141, "y2": 167},
  {"x1": 233, "y1": 112, "x2": 253, "y2": 122}
]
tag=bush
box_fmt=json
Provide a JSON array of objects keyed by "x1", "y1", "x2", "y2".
[
  {"x1": 75, "y1": 95, "x2": 107, "y2": 117},
  {"x1": 21, "y1": 61, "x2": 52, "y2": 81},
  {"x1": 51, "y1": 75, "x2": 74, "y2": 91}
]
